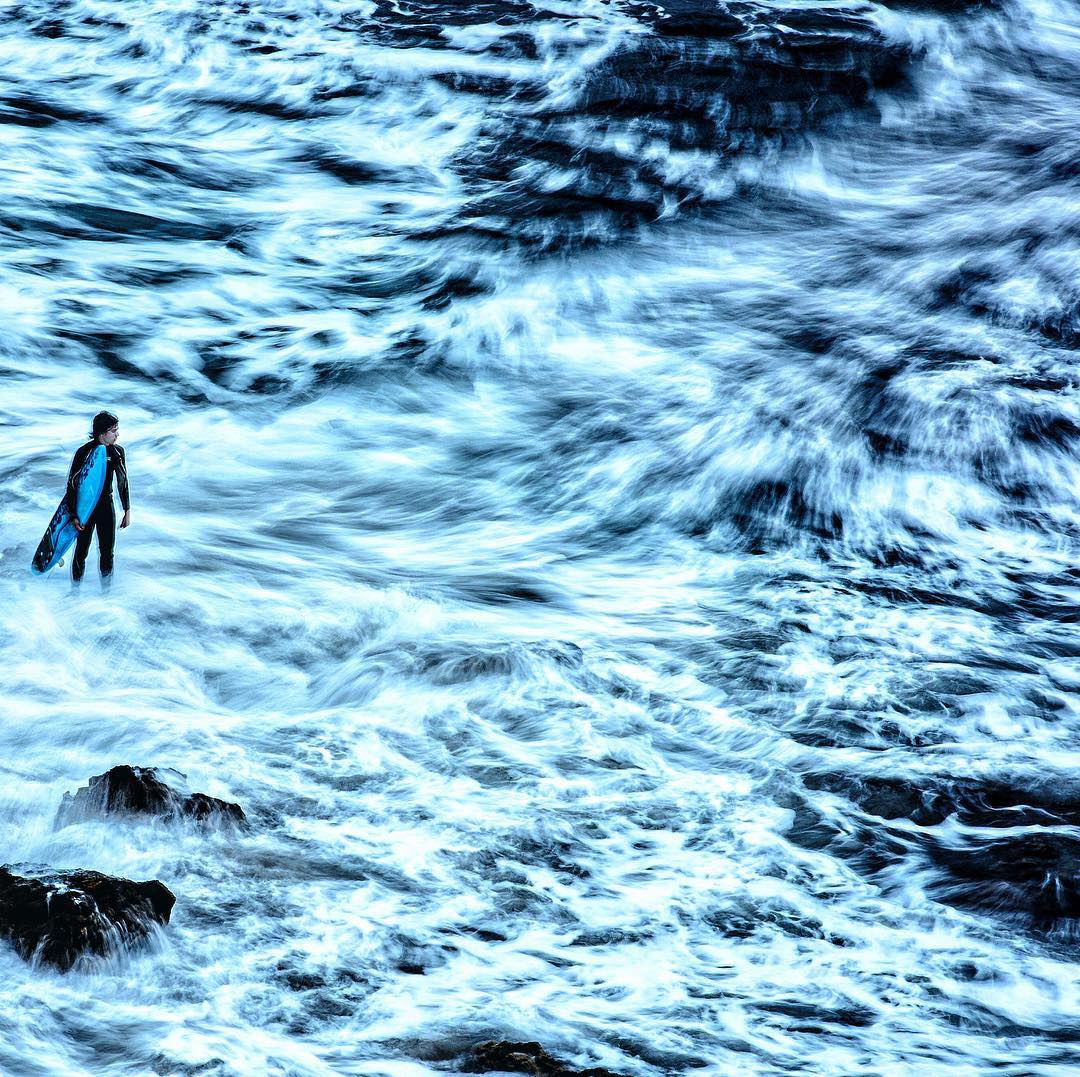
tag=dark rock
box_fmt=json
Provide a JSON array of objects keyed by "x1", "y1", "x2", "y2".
[
  {"x1": 926, "y1": 831, "x2": 1080, "y2": 923},
  {"x1": 570, "y1": 927, "x2": 652, "y2": 947},
  {"x1": 805, "y1": 771, "x2": 1080, "y2": 828},
  {"x1": 464, "y1": 1041, "x2": 622, "y2": 1077},
  {"x1": 798, "y1": 772, "x2": 1080, "y2": 928},
  {"x1": 0, "y1": 865, "x2": 174, "y2": 971},
  {"x1": 753, "y1": 999, "x2": 877, "y2": 1028},
  {"x1": 56, "y1": 766, "x2": 246, "y2": 829}
]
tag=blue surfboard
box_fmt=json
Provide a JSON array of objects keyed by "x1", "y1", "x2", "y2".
[{"x1": 31, "y1": 445, "x2": 107, "y2": 575}]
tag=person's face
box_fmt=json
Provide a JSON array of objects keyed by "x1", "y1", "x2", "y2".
[{"x1": 100, "y1": 423, "x2": 119, "y2": 446}]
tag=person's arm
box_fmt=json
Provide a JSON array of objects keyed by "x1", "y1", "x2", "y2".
[
  {"x1": 114, "y1": 444, "x2": 131, "y2": 527},
  {"x1": 65, "y1": 444, "x2": 90, "y2": 527}
]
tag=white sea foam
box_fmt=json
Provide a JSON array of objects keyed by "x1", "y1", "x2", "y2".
[{"x1": 1, "y1": 0, "x2": 1079, "y2": 1072}]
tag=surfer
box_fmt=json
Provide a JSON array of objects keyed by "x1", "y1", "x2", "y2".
[{"x1": 68, "y1": 411, "x2": 130, "y2": 585}]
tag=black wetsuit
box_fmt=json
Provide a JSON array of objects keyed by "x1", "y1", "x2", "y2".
[{"x1": 66, "y1": 442, "x2": 129, "y2": 581}]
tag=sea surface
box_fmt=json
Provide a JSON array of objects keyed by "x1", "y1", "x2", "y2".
[{"x1": 1, "y1": 0, "x2": 1079, "y2": 1073}]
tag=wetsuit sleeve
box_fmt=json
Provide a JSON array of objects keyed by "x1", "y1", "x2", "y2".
[
  {"x1": 114, "y1": 445, "x2": 130, "y2": 511},
  {"x1": 65, "y1": 444, "x2": 91, "y2": 516}
]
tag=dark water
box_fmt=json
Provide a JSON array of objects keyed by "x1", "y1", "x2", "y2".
[{"x1": 2, "y1": 0, "x2": 1079, "y2": 1073}]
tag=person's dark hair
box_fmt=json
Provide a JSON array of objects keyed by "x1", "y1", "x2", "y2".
[{"x1": 91, "y1": 411, "x2": 119, "y2": 438}]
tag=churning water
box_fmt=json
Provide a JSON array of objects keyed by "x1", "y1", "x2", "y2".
[{"x1": 2, "y1": 0, "x2": 1079, "y2": 1072}]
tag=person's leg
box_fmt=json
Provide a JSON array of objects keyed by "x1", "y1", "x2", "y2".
[
  {"x1": 97, "y1": 499, "x2": 116, "y2": 585},
  {"x1": 71, "y1": 513, "x2": 97, "y2": 584}
]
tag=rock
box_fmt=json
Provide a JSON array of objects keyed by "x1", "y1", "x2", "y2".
[
  {"x1": 56, "y1": 766, "x2": 246, "y2": 829},
  {"x1": 927, "y1": 831, "x2": 1080, "y2": 923},
  {"x1": 0, "y1": 865, "x2": 175, "y2": 971},
  {"x1": 799, "y1": 772, "x2": 1080, "y2": 927},
  {"x1": 464, "y1": 1041, "x2": 621, "y2": 1077},
  {"x1": 805, "y1": 771, "x2": 1080, "y2": 828}
]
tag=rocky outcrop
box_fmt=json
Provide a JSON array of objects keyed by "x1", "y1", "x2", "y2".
[
  {"x1": 55, "y1": 766, "x2": 246, "y2": 829},
  {"x1": 464, "y1": 1042, "x2": 621, "y2": 1077},
  {"x1": 0, "y1": 866, "x2": 174, "y2": 971}
]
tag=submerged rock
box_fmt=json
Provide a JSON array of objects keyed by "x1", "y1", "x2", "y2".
[
  {"x1": 927, "y1": 831, "x2": 1080, "y2": 924},
  {"x1": 464, "y1": 1041, "x2": 621, "y2": 1077},
  {"x1": 56, "y1": 766, "x2": 246, "y2": 829},
  {"x1": 796, "y1": 772, "x2": 1080, "y2": 928},
  {"x1": 0, "y1": 866, "x2": 174, "y2": 971},
  {"x1": 805, "y1": 771, "x2": 1080, "y2": 828}
]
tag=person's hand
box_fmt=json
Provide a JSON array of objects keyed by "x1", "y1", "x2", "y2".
[
  {"x1": 73, "y1": 517, "x2": 83, "y2": 532},
  {"x1": 121, "y1": 510, "x2": 131, "y2": 530}
]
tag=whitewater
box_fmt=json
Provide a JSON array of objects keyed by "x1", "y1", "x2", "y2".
[{"x1": 1, "y1": 0, "x2": 1079, "y2": 1073}]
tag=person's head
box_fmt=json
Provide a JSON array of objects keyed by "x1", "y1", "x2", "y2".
[{"x1": 91, "y1": 411, "x2": 120, "y2": 446}]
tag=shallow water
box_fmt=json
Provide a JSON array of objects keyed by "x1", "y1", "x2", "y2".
[{"x1": 2, "y1": 0, "x2": 1079, "y2": 1073}]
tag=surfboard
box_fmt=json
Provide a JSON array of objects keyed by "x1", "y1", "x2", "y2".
[{"x1": 30, "y1": 445, "x2": 107, "y2": 576}]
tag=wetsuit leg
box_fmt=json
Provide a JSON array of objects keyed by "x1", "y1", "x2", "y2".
[
  {"x1": 71, "y1": 512, "x2": 98, "y2": 582},
  {"x1": 96, "y1": 498, "x2": 117, "y2": 579}
]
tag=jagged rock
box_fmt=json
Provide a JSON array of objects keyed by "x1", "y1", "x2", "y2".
[
  {"x1": 0, "y1": 865, "x2": 174, "y2": 971},
  {"x1": 464, "y1": 1041, "x2": 621, "y2": 1077},
  {"x1": 55, "y1": 766, "x2": 246, "y2": 829}
]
